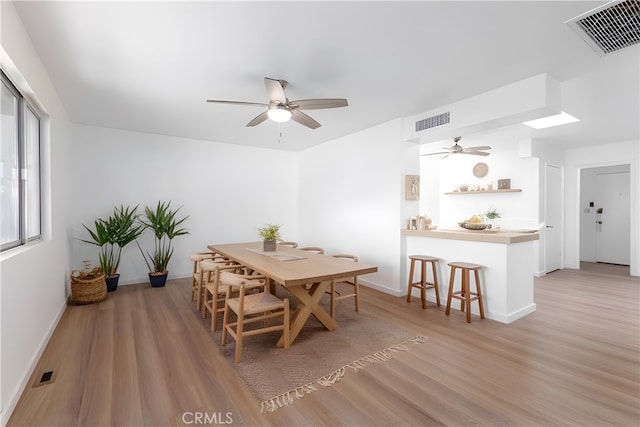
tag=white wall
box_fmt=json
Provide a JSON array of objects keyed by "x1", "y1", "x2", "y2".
[
  {"x1": 70, "y1": 125, "x2": 300, "y2": 284},
  {"x1": 297, "y1": 119, "x2": 415, "y2": 295},
  {"x1": 0, "y1": 2, "x2": 74, "y2": 424},
  {"x1": 565, "y1": 140, "x2": 640, "y2": 276}
]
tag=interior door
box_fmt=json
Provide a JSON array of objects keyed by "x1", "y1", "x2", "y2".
[
  {"x1": 545, "y1": 164, "x2": 562, "y2": 273},
  {"x1": 596, "y1": 172, "x2": 630, "y2": 265}
]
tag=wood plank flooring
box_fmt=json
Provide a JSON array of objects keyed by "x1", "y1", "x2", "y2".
[{"x1": 8, "y1": 262, "x2": 639, "y2": 426}]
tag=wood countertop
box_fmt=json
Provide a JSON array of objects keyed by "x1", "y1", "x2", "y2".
[{"x1": 401, "y1": 228, "x2": 539, "y2": 244}]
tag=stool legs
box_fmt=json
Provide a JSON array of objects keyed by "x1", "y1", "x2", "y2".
[
  {"x1": 420, "y1": 260, "x2": 427, "y2": 308},
  {"x1": 406, "y1": 258, "x2": 417, "y2": 304},
  {"x1": 446, "y1": 264, "x2": 484, "y2": 323},
  {"x1": 475, "y1": 269, "x2": 485, "y2": 319},
  {"x1": 431, "y1": 260, "x2": 441, "y2": 306},
  {"x1": 406, "y1": 258, "x2": 440, "y2": 309},
  {"x1": 445, "y1": 267, "x2": 455, "y2": 315}
]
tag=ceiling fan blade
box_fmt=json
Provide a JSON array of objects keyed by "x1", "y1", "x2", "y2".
[
  {"x1": 290, "y1": 110, "x2": 321, "y2": 129},
  {"x1": 290, "y1": 98, "x2": 348, "y2": 110},
  {"x1": 463, "y1": 145, "x2": 492, "y2": 151},
  {"x1": 207, "y1": 99, "x2": 268, "y2": 107},
  {"x1": 264, "y1": 77, "x2": 287, "y2": 104},
  {"x1": 246, "y1": 111, "x2": 269, "y2": 127},
  {"x1": 421, "y1": 151, "x2": 449, "y2": 156},
  {"x1": 465, "y1": 151, "x2": 490, "y2": 156}
]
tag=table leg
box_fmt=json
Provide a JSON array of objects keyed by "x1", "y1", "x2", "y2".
[{"x1": 277, "y1": 280, "x2": 338, "y2": 347}]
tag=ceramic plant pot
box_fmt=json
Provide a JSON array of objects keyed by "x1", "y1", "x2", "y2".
[
  {"x1": 149, "y1": 271, "x2": 168, "y2": 287},
  {"x1": 105, "y1": 274, "x2": 120, "y2": 292},
  {"x1": 263, "y1": 239, "x2": 276, "y2": 252}
]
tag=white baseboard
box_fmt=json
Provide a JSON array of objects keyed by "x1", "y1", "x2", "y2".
[{"x1": 359, "y1": 278, "x2": 405, "y2": 297}]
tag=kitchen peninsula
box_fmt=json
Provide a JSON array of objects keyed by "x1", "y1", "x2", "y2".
[{"x1": 401, "y1": 228, "x2": 539, "y2": 323}]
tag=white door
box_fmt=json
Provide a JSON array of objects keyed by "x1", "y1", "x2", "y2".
[
  {"x1": 545, "y1": 164, "x2": 562, "y2": 273},
  {"x1": 596, "y1": 172, "x2": 630, "y2": 265}
]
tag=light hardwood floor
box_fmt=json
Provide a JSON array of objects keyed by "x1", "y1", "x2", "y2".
[{"x1": 8, "y1": 262, "x2": 639, "y2": 426}]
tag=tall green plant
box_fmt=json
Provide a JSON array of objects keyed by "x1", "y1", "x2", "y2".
[
  {"x1": 139, "y1": 201, "x2": 189, "y2": 273},
  {"x1": 81, "y1": 205, "x2": 145, "y2": 276}
]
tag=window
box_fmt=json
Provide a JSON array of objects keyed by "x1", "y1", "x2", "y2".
[{"x1": 1, "y1": 70, "x2": 41, "y2": 251}]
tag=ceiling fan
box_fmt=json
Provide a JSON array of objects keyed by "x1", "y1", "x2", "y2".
[
  {"x1": 206, "y1": 77, "x2": 348, "y2": 130},
  {"x1": 421, "y1": 136, "x2": 492, "y2": 158}
]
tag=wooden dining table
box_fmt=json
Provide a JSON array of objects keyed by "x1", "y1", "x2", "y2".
[{"x1": 207, "y1": 242, "x2": 378, "y2": 347}]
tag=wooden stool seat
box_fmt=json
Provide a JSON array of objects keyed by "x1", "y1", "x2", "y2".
[
  {"x1": 406, "y1": 255, "x2": 441, "y2": 309},
  {"x1": 448, "y1": 262, "x2": 481, "y2": 270},
  {"x1": 445, "y1": 262, "x2": 485, "y2": 323}
]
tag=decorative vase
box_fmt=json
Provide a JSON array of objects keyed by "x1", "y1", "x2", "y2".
[
  {"x1": 105, "y1": 274, "x2": 120, "y2": 292},
  {"x1": 263, "y1": 239, "x2": 276, "y2": 252},
  {"x1": 149, "y1": 271, "x2": 168, "y2": 287}
]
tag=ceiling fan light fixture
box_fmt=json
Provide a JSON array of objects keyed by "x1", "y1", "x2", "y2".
[{"x1": 267, "y1": 106, "x2": 291, "y2": 123}]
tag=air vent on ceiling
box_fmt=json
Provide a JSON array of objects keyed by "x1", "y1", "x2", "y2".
[
  {"x1": 415, "y1": 112, "x2": 450, "y2": 132},
  {"x1": 566, "y1": 0, "x2": 640, "y2": 56}
]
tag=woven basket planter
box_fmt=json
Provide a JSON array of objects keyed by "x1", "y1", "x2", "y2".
[{"x1": 70, "y1": 270, "x2": 107, "y2": 304}]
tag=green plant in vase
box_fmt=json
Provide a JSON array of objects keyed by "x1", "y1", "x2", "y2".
[
  {"x1": 485, "y1": 207, "x2": 501, "y2": 219},
  {"x1": 484, "y1": 206, "x2": 502, "y2": 229},
  {"x1": 138, "y1": 201, "x2": 189, "y2": 287},
  {"x1": 258, "y1": 223, "x2": 281, "y2": 252},
  {"x1": 81, "y1": 205, "x2": 144, "y2": 291}
]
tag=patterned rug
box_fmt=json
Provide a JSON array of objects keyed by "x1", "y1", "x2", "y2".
[{"x1": 208, "y1": 289, "x2": 426, "y2": 413}]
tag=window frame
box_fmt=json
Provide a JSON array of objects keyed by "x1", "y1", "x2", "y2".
[{"x1": 1, "y1": 69, "x2": 42, "y2": 252}]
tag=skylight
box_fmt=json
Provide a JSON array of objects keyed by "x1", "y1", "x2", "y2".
[{"x1": 522, "y1": 111, "x2": 580, "y2": 129}]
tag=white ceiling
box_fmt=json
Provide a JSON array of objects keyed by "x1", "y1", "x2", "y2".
[{"x1": 11, "y1": 0, "x2": 640, "y2": 152}]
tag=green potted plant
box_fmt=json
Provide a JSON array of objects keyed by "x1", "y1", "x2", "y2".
[
  {"x1": 81, "y1": 205, "x2": 145, "y2": 292},
  {"x1": 258, "y1": 223, "x2": 281, "y2": 252},
  {"x1": 485, "y1": 207, "x2": 501, "y2": 220},
  {"x1": 485, "y1": 206, "x2": 502, "y2": 228},
  {"x1": 138, "y1": 201, "x2": 189, "y2": 287}
]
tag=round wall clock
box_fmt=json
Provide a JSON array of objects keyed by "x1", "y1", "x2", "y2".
[{"x1": 473, "y1": 162, "x2": 489, "y2": 178}]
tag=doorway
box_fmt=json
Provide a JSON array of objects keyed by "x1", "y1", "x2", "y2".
[{"x1": 580, "y1": 165, "x2": 631, "y2": 266}]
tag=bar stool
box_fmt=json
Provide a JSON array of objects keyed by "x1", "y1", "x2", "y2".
[
  {"x1": 406, "y1": 255, "x2": 441, "y2": 309},
  {"x1": 445, "y1": 262, "x2": 485, "y2": 323}
]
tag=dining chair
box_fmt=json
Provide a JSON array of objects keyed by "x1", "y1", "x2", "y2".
[
  {"x1": 328, "y1": 254, "x2": 360, "y2": 318},
  {"x1": 277, "y1": 241, "x2": 298, "y2": 248},
  {"x1": 200, "y1": 262, "x2": 255, "y2": 330},
  {"x1": 222, "y1": 276, "x2": 290, "y2": 363},
  {"x1": 190, "y1": 251, "x2": 227, "y2": 309},
  {"x1": 299, "y1": 246, "x2": 325, "y2": 255}
]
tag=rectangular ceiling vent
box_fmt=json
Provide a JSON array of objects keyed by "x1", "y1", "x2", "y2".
[
  {"x1": 415, "y1": 111, "x2": 450, "y2": 132},
  {"x1": 566, "y1": 0, "x2": 640, "y2": 56}
]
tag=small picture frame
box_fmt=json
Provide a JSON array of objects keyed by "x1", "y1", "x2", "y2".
[
  {"x1": 405, "y1": 175, "x2": 420, "y2": 200},
  {"x1": 498, "y1": 178, "x2": 511, "y2": 190}
]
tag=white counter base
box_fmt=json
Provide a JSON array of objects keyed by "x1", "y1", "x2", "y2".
[{"x1": 402, "y1": 230, "x2": 538, "y2": 324}]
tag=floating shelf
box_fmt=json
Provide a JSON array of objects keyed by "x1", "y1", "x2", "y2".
[{"x1": 445, "y1": 189, "x2": 522, "y2": 195}]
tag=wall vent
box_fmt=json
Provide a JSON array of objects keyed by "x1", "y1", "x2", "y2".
[
  {"x1": 415, "y1": 112, "x2": 450, "y2": 132},
  {"x1": 566, "y1": 0, "x2": 640, "y2": 56}
]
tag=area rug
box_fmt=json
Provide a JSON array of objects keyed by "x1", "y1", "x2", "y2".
[{"x1": 207, "y1": 291, "x2": 426, "y2": 413}]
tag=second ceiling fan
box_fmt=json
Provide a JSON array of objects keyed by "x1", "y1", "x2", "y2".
[
  {"x1": 206, "y1": 77, "x2": 348, "y2": 129},
  {"x1": 421, "y1": 136, "x2": 492, "y2": 158}
]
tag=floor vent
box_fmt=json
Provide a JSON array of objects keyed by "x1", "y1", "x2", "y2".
[
  {"x1": 32, "y1": 370, "x2": 57, "y2": 388},
  {"x1": 415, "y1": 111, "x2": 450, "y2": 132},
  {"x1": 566, "y1": 0, "x2": 640, "y2": 56}
]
